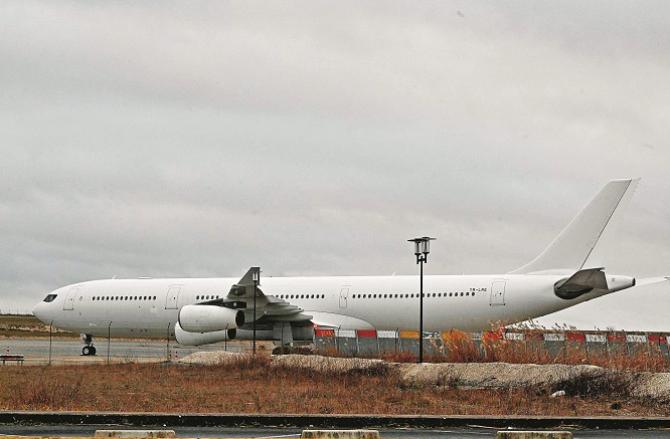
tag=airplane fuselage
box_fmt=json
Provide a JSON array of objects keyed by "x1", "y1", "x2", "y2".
[{"x1": 33, "y1": 273, "x2": 628, "y2": 340}]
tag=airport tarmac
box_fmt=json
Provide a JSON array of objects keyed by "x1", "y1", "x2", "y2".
[
  {"x1": 0, "y1": 337, "x2": 255, "y2": 364},
  {"x1": 1, "y1": 425, "x2": 670, "y2": 439}
]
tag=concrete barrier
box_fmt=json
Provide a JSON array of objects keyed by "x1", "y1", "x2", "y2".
[
  {"x1": 301, "y1": 430, "x2": 380, "y2": 439},
  {"x1": 496, "y1": 432, "x2": 572, "y2": 439},
  {"x1": 314, "y1": 328, "x2": 670, "y2": 361},
  {"x1": 94, "y1": 431, "x2": 176, "y2": 438}
]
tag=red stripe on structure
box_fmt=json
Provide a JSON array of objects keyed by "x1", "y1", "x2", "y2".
[
  {"x1": 566, "y1": 332, "x2": 586, "y2": 343},
  {"x1": 483, "y1": 330, "x2": 503, "y2": 341},
  {"x1": 315, "y1": 328, "x2": 335, "y2": 337},
  {"x1": 608, "y1": 333, "x2": 626, "y2": 343},
  {"x1": 356, "y1": 329, "x2": 377, "y2": 338},
  {"x1": 648, "y1": 334, "x2": 666, "y2": 344}
]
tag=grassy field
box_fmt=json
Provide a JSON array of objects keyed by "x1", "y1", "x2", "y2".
[
  {"x1": 0, "y1": 356, "x2": 667, "y2": 416},
  {"x1": 0, "y1": 314, "x2": 78, "y2": 338}
]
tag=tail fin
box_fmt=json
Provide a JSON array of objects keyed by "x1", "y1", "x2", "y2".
[{"x1": 511, "y1": 178, "x2": 639, "y2": 274}]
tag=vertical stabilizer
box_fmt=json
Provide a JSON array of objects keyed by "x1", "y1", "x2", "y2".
[{"x1": 510, "y1": 178, "x2": 639, "y2": 274}]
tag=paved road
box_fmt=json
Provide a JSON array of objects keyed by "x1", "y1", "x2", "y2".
[
  {"x1": 0, "y1": 337, "x2": 257, "y2": 364},
  {"x1": 1, "y1": 425, "x2": 670, "y2": 439}
]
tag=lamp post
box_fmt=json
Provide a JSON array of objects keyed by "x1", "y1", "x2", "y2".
[
  {"x1": 408, "y1": 236, "x2": 436, "y2": 363},
  {"x1": 252, "y1": 269, "x2": 260, "y2": 355}
]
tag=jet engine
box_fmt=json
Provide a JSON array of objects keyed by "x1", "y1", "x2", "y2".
[
  {"x1": 178, "y1": 304, "x2": 245, "y2": 332},
  {"x1": 174, "y1": 322, "x2": 236, "y2": 346}
]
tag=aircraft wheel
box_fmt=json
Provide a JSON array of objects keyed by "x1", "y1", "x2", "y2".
[
  {"x1": 82, "y1": 346, "x2": 92, "y2": 356},
  {"x1": 89, "y1": 346, "x2": 97, "y2": 356}
]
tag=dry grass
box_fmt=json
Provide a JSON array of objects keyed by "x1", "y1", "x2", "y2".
[
  {"x1": 377, "y1": 330, "x2": 670, "y2": 373},
  {"x1": 0, "y1": 355, "x2": 668, "y2": 417}
]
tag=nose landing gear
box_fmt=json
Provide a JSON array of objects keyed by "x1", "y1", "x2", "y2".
[{"x1": 80, "y1": 334, "x2": 97, "y2": 356}]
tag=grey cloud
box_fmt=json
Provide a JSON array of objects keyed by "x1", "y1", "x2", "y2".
[{"x1": 1, "y1": 1, "x2": 669, "y2": 319}]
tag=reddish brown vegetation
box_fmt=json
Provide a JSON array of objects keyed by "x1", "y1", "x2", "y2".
[
  {"x1": 0, "y1": 356, "x2": 668, "y2": 416},
  {"x1": 377, "y1": 330, "x2": 670, "y2": 373}
]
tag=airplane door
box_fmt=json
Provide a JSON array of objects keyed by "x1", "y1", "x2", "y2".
[
  {"x1": 165, "y1": 285, "x2": 182, "y2": 310},
  {"x1": 490, "y1": 280, "x2": 507, "y2": 306},
  {"x1": 339, "y1": 287, "x2": 349, "y2": 309},
  {"x1": 63, "y1": 286, "x2": 79, "y2": 310}
]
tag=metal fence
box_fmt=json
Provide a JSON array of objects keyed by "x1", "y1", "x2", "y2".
[{"x1": 0, "y1": 337, "x2": 250, "y2": 366}]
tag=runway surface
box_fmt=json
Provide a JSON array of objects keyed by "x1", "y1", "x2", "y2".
[
  {"x1": 1, "y1": 425, "x2": 670, "y2": 439},
  {"x1": 0, "y1": 337, "x2": 253, "y2": 364}
]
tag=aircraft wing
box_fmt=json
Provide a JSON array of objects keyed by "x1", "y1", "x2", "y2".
[
  {"x1": 308, "y1": 311, "x2": 375, "y2": 330},
  {"x1": 226, "y1": 267, "x2": 312, "y2": 323}
]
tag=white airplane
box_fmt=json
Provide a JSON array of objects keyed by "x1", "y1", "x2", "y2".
[{"x1": 33, "y1": 179, "x2": 652, "y2": 356}]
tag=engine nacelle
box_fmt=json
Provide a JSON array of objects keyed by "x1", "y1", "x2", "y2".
[
  {"x1": 175, "y1": 322, "x2": 236, "y2": 346},
  {"x1": 178, "y1": 304, "x2": 244, "y2": 332}
]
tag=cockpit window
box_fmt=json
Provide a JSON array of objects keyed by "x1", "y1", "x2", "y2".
[{"x1": 43, "y1": 294, "x2": 58, "y2": 303}]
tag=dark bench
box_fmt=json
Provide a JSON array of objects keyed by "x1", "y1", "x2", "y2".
[{"x1": 0, "y1": 354, "x2": 24, "y2": 365}]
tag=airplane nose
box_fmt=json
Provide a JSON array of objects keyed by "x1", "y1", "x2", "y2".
[{"x1": 32, "y1": 303, "x2": 45, "y2": 322}]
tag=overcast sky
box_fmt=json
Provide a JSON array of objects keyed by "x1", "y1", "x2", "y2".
[{"x1": 1, "y1": 1, "x2": 669, "y2": 318}]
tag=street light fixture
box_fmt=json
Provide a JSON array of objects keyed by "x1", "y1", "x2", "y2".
[
  {"x1": 408, "y1": 236, "x2": 436, "y2": 363},
  {"x1": 252, "y1": 269, "x2": 260, "y2": 355}
]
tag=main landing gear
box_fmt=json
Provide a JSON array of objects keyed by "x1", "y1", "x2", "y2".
[{"x1": 81, "y1": 334, "x2": 97, "y2": 356}]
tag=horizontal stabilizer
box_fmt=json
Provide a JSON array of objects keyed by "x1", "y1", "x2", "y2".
[{"x1": 554, "y1": 267, "x2": 607, "y2": 300}]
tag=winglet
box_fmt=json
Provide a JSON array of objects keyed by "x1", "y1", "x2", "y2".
[
  {"x1": 228, "y1": 267, "x2": 261, "y2": 298},
  {"x1": 511, "y1": 179, "x2": 639, "y2": 274}
]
